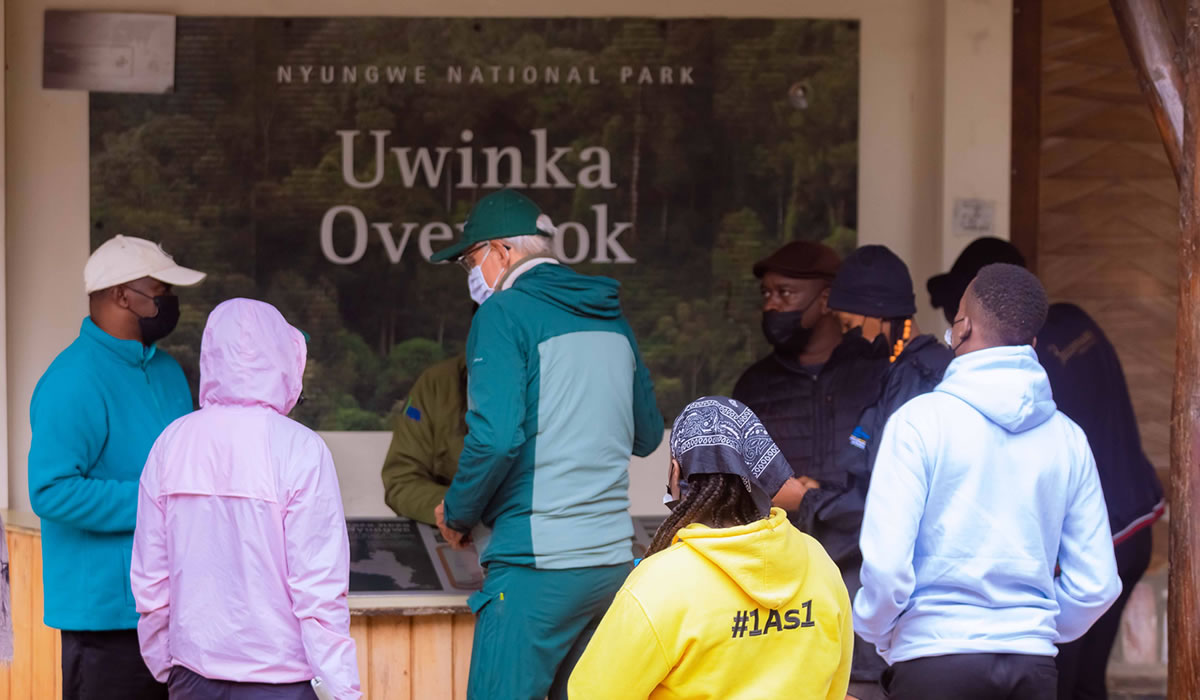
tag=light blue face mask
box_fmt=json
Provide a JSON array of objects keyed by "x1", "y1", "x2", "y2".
[{"x1": 467, "y1": 246, "x2": 497, "y2": 305}]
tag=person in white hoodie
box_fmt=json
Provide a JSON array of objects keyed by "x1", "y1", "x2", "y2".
[{"x1": 853, "y1": 263, "x2": 1120, "y2": 700}]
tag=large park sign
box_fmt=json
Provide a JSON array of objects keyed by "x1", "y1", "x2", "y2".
[{"x1": 90, "y1": 17, "x2": 860, "y2": 429}]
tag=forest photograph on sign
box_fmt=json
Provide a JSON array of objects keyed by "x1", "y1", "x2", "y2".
[{"x1": 89, "y1": 17, "x2": 859, "y2": 430}]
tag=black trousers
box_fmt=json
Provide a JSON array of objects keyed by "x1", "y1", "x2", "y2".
[
  {"x1": 886, "y1": 653, "x2": 1058, "y2": 700},
  {"x1": 1056, "y1": 526, "x2": 1154, "y2": 700},
  {"x1": 61, "y1": 629, "x2": 167, "y2": 700},
  {"x1": 167, "y1": 666, "x2": 317, "y2": 700}
]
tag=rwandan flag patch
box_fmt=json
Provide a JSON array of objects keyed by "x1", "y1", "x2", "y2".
[
  {"x1": 405, "y1": 401, "x2": 422, "y2": 422},
  {"x1": 849, "y1": 426, "x2": 870, "y2": 450}
]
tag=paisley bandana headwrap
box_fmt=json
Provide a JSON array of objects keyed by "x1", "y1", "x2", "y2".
[{"x1": 669, "y1": 396, "x2": 792, "y2": 517}]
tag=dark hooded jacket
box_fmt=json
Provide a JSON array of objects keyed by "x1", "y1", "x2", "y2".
[
  {"x1": 1036, "y1": 303, "x2": 1164, "y2": 541},
  {"x1": 835, "y1": 332, "x2": 952, "y2": 683},
  {"x1": 848, "y1": 334, "x2": 953, "y2": 487}
]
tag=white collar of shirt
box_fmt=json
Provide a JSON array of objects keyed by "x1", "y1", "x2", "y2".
[{"x1": 500, "y1": 256, "x2": 560, "y2": 291}]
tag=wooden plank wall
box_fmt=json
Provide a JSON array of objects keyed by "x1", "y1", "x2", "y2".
[
  {"x1": 0, "y1": 527, "x2": 474, "y2": 700},
  {"x1": 0, "y1": 526, "x2": 60, "y2": 700},
  {"x1": 1039, "y1": 0, "x2": 1179, "y2": 571},
  {"x1": 351, "y1": 613, "x2": 475, "y2": 700}
]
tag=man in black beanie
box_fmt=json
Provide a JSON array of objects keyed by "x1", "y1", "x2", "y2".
[
  {"x1": 830, "y1": 245, "x2": 953, "y2": 440},
  {"x1": 824, "y1": 244, "x2": 953, "y2": 700},
  {"x1": 929, "y1": 237, "x2": 1164, "y2": 700}
]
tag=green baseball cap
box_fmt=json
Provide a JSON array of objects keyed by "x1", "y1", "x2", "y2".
[{"x1": 430, "y1": 189, "x2": 555, "y2": 263}]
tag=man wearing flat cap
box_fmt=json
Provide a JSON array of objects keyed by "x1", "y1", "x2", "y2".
[
  {"x1": 732, "y1": 241, "x2": 888, "y2": 565},
  {"x1": 430, "y1": 189, "x2": 664, "y2": 700}
]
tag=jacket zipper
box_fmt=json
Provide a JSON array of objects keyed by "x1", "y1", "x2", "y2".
[
  {"x1": 143, "y1": 361, "x2": 167, "y2": 424},
  {"x1": 811, "y1": 373, "x2": 821, "y2": 476}
]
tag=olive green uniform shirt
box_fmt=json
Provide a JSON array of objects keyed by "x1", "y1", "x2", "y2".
[{"x1": 381, "y1": 354, "x2": 467, "y2": 524}]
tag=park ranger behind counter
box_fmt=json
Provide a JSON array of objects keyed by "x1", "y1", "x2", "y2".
[
  {"x1": 380, "y1": 352, "x2": 468, "y2": 526},
  {"x1": 430, "y1": 188, "x2": 665, "y2": 700}
]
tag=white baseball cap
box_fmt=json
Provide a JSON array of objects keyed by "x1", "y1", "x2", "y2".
[{"x1": 84, "y1": 235, "x2": 207, "y2": 294}]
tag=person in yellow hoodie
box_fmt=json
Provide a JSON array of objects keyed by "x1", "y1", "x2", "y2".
[{"x1": 569, "y1": 396, "x2": 853, "y2": 700}]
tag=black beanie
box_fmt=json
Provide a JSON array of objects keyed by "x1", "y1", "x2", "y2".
[{"x1": 827, "y1": 245, "x2": 916, "y2": 318}]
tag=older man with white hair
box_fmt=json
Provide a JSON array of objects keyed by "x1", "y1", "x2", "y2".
[{"x1": 430, "y1": 189, "x2": 664, "y2": 700}]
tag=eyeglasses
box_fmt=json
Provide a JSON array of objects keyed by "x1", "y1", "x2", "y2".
[{"x1": 456, "y1": 243, "x2": 487, "y2": 272}]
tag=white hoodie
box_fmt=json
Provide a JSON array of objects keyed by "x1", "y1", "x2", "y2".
[{"x1": 852, "y1": 345, "x2": 1120, "y2": 664}]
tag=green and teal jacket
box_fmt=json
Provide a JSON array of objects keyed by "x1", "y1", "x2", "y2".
[{"x1": 443, "y1": 259, "x2": 663, "y2": 569}]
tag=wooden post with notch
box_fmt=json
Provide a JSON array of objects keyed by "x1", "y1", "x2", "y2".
[{"x1": 1110, "y1": 1, "x2": 1197, "y2": 697}]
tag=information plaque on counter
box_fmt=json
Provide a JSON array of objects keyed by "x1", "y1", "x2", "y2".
[
  {"x1": 347, "y1": 518, "x2": 482, "y2": 595},
  {"x1": 347, "y1": 515, "x2": 667, "y2": 595}
]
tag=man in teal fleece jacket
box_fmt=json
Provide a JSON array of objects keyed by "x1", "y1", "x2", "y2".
[
  {"x1": 431, "y1": 189, "x2": 664, "y2": 700},
  {"x1": 28, "y1": 235, "x2": 204, "y2": 700}
]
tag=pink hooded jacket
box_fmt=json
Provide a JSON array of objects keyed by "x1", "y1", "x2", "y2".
[{"x1": 131, "y1": 298, "x2": 361, "y2": 698}]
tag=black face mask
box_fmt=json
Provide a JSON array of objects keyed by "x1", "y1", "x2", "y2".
[
  {"x1": 843, "y1": 325, "x2": 891, "y2": 358},
  {"x1": 762, "y1": 310, "x2": 813, "y2": 355},
  {"x1": 126, "y1": 288, "x2": 181, "y2": 346},
  {"x1": 761, "y1": 293, "x2": 822, "y2": 355}
]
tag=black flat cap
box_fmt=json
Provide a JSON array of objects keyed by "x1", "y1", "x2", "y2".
[{"x1": 752, "y1": 241, "x2": 841, "y2": 280}]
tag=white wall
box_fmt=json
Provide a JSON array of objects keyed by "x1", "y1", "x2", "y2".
[
  {"x1": 330, "y1": 431, "x2": 674, "y2": 518},
  {"x1": 5, "y1": 0, "x2": 1011, "y2": 515},
  {"x1": 940, "y1": 0, "x2": 1013, "y2": 271}
]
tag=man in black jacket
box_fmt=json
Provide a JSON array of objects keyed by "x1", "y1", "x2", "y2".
[
  {"x1": 829, "y1": 245, "x2": 953, "y2": 477},
  {"x1": 732, "y1": 241, "x2": 889, "y2": 700},
  {"x1": 929, "y1": 237, "x2": 1164, "y2": 700},
  {"x1": 823, "y1": 244, "x2": 953, "y2": 700}
]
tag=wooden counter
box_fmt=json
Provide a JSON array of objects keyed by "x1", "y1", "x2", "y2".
[
  {"x1": 0, "y1": 511, "x2": 57, "y2": 700},
  {"x1": 0, "y1": 511, "x2": 475, "y2": 700}
]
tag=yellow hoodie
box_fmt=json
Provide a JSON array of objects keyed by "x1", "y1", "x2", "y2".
[{"x1": 568, "y1": 508, "x2": 852, "y2": 700}]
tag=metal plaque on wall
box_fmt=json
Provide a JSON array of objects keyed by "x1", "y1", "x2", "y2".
[{"x1": 43, "y1": 10, "x2": 175, "y2": 93}]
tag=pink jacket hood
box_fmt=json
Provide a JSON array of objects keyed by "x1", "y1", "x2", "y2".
[
  {"x1": 199, "y1": 298, "x2": 306, "y2": 414},
  {"x1": 131, "y1": 297, "x2": 360, "y2": 698}
]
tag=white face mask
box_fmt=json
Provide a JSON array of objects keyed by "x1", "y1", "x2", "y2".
[
  {"x1": 944, "y1": 318, "x2": 967, "y2": 352},
  {"x1": 467, "y1": 246, "x2": 503, "y2": 305},
  {"x1": 468, "y1": 265, "x2": 493, "y2": 305}
]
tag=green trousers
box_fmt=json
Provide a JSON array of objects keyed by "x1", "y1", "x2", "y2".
[{"x1": 466, "y1": 562, "x2": 632, "y2": 700}]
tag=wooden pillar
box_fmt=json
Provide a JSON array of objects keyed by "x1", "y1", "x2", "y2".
[
  {"x1": 1111, "y1": 1, "x2": 1199, "y2": 696},
  {"x1": 1172, "y1": 3, "x2": 1200, "y2": 694},
  {"x1": 1009, "y1": 0, "x2": 1041, "y2": 273},
  {"x1": 1110, "y1": 0, "x2": 1185, "y2": 183}
]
